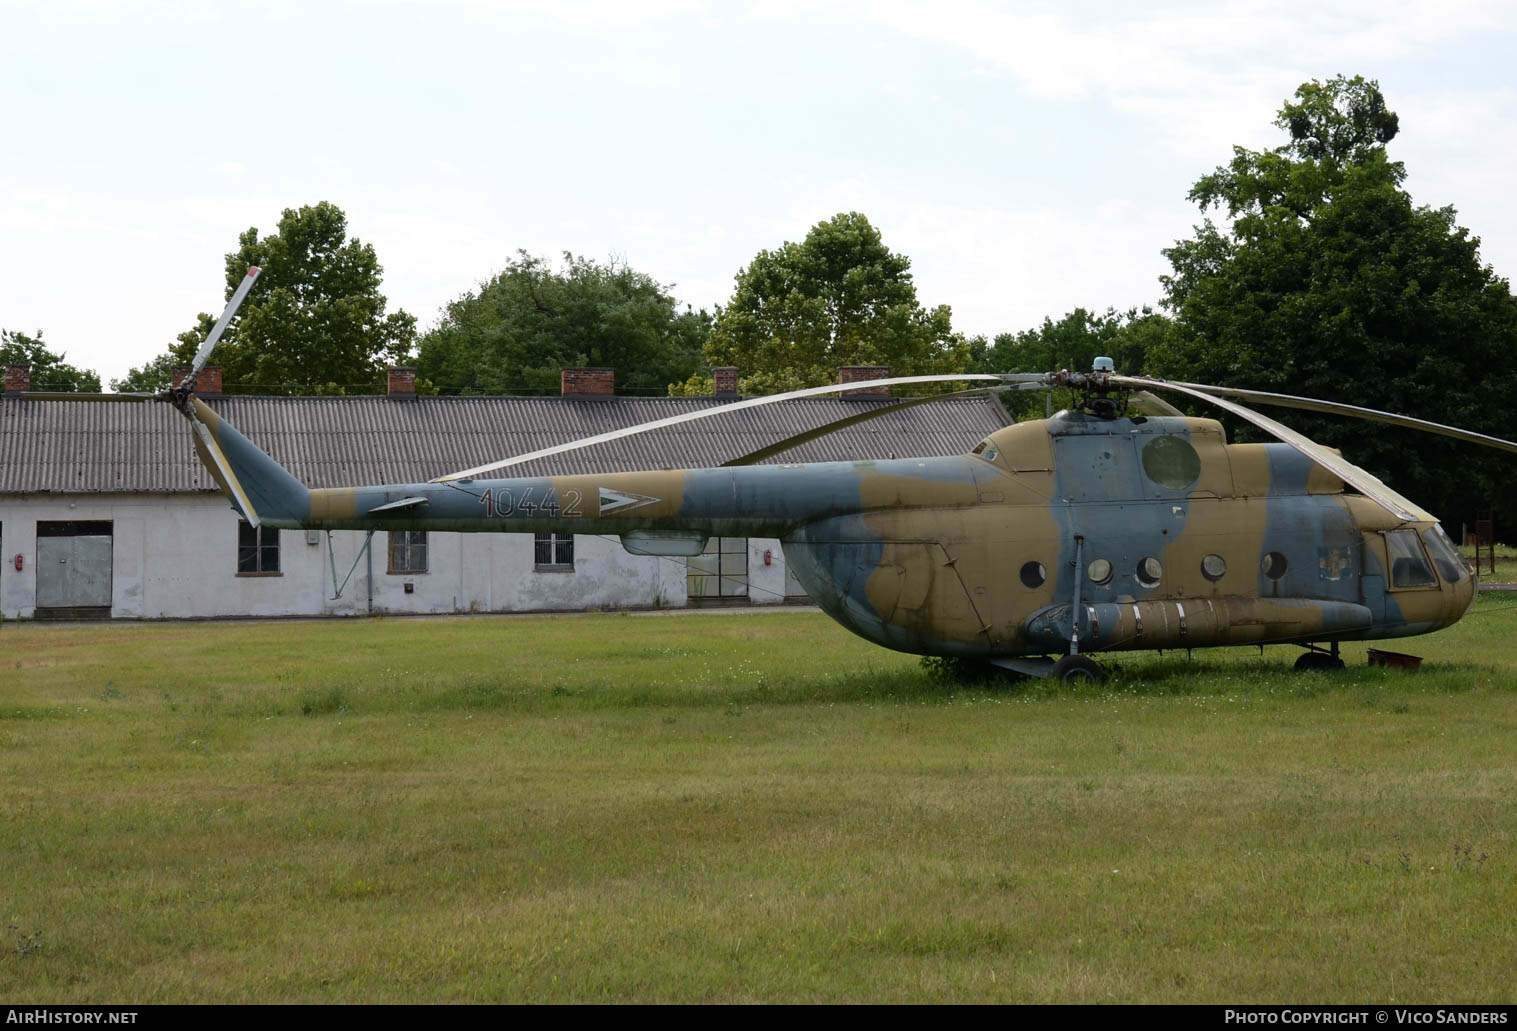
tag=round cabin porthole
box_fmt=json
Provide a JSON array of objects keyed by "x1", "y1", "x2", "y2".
[
  {"x1": 1020, "y1": 561, "x2": 1046, "y2": 589},
  {"x1": 1201, "y1": 554, "x2": 1227, "y2": 581},
  {"x1": 1262, "y1": 551, "x2": 1289, "y2": 581},
  {"x1": 1136, "y1": 556, "x2": 1163, "y2": 588},
  {"x1": 1087, "y1": 558, "x2": 1114, "y2": 586},
  {"x1": 1141, "y1": 435, "x2": 1201, "y2": 490}
]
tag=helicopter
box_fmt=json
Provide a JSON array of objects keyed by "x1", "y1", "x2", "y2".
[{"x1": 34, "y1": 267, "x2": 1517, "y2": 683}]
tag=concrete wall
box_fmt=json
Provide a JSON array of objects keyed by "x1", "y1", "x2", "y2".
[
  {"x1": 0, "y1": 493, "x2": 797, "y2": 619},
  {"x1": 747, "y1": 537, "x2": 787, "y2": 605}
]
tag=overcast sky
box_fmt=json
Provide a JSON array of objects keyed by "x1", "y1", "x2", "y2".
[{"x1": 4, "y1": 0, "x2": 1516, "y2": 387}]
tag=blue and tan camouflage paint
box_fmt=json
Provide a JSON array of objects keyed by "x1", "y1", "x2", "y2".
[{"x1": 190, "y1": 399, "x2": 1476, "y2": 660}]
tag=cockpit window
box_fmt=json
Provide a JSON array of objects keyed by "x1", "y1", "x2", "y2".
[
  {"x1": 1421, "y1": 526, "x2": 1467, "y2": 583},
  {"x1": 970, "y1": 439, "x2": 999, "y2": 463},
  {"x1": 1386, "y1": 529, "x2": 1437, "y2": 588}
]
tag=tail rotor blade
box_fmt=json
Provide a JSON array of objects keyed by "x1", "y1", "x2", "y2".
[
  {"x1": 186, "y1": 265, "x2": 261, "y2": 388},
  {"x1": 20, "y1": 391, "x2": 160, "y2": 403}
]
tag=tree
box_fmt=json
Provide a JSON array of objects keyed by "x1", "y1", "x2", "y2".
[
  {"x1": 967, "y1": 307, "x2": 1170, "y2": 377},
  {"x1": 1, "y1": 329, "x2": 101, "y2": 392},
  {"x1": 704, "y1": 212, "x2": 968, "y2": 394},
  {"x1": 1151, "y1": 75, "x2": 1517, "y2": 525},
  {"x1": 964, "y1": 307, "x2": 1172, "y2": 418},
  {"x1": 111, "y1": 352, "x2": 177, "y2": 393},
  {"x1": 417, "y1": 252, "x2": 711, "y2": 396},
  {"x1": 119, "y1": 202, "x2": 416, "y2": 395}
]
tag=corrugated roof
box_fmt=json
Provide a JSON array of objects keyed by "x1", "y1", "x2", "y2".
[{"x1": 0, "y1": 393, "x2": 1008, "y2": 493}]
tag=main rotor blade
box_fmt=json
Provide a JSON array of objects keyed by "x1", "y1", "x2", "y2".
[
  {"x1": 720, "y1": 386, "x2": 1002, "y2": 466},
  {"x1": 432, "y1": 374, "x2": 1039, "y2": 481},
  {"x1": 187, "y1": 265, "x2": 261, "y2": 386},
  {"x1": 19, "y1": 391, "x2": 160, "y2": 402},
  {"x1": 1154, "y1": 380, "x2": 1517, "y2": 455},
  {"x1": 719, "y1": 380, "x2": 1058, "y2": 466},
  {"x1": 1114, "y1": 376, "x2": 1434, "y2": 522},
  {"x1": 1130, "y1": 390, "x2": 1184, "y2": 417}
]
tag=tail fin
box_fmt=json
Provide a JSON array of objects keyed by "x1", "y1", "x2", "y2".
[{"x1": 185, "y1": 398, "x2": 310, "y2": 528}]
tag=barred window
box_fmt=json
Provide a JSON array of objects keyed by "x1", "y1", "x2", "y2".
[
  {"x1": 535, "y1": 533, "x2": 574, "y2": 568},
  {"x1": 237, "y1": 521, "x2": 280, "y2": 574},
  {"x1": 388, "y1": 531, "x2": 428, "y2": 574}
]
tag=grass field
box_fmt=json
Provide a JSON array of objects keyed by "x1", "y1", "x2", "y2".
[{"x1": 2, "y1": 599, "x2": 1516, "y2": 1004}]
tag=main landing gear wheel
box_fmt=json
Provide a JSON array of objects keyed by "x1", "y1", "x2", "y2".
[
  {"x1": 1293, "y1": 651, "x2": 1345, "y2": 672},
  {"x1": 1050, "y1": 654, "x2": 1108, "y2": 685}
]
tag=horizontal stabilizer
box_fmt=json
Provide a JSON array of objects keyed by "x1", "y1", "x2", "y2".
[{"x1": 368, "y1": 496, "x2": 430, "y2": 515}]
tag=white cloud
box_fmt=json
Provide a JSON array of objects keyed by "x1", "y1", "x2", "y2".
[
  {"x1": 8, "y1": 0, "x2": 1517, "y2": 390},
  {"x1": 756, "y1": 176, "x2": 1190, "y2": 340},
  {"x1": 351, "y1": 0, "x2": 709, "y2": 30},
  {"x1": 760, "y1": 0, "x2": 1517, "y2": 164},
  {"x1": 5, "y1": 0, "x2": 224, "y2": 19}
]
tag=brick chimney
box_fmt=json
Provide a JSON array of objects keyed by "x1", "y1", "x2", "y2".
[
  {"x1": 4, "y1": 364, "x2": 29, "y2": 394},
  {"x1": 561, "y1": 367, "x2": 615, "y2": 398},
  {"x1": 387, "y1": 366, "x2": 417, "y2": 397},
  {"x1": 839, "y1": 365, "x2": 890, "y2": 399},
  {"x1": 713, "y1": 367, "x2": 739, "y2": 399},
  {"x1": 172, "y1": 365, "x2": 222, "y2": 394}
]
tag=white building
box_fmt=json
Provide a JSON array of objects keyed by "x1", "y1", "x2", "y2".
[{"x1": 0, "y1": 365, "x2": 1008, "y2": 620}]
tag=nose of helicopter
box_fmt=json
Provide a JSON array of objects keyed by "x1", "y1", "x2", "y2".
[{"x1": 1457, "y1": 565, "x2": 1478, "y2": 618}]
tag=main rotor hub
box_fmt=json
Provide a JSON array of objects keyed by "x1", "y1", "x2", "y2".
[
  {"x1": 1047, "y1": 359, "x2": 1130, "y2": 419},
  {"x1": 164, "y1": 385, "x2": 195, "y2": 414}
]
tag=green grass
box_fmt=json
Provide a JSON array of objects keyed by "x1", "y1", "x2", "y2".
[{"x1": 2, "y1": 601, "x2": 1516, "y2": 1003}]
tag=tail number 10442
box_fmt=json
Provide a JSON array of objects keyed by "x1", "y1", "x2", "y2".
[{"x1": 476, "y1": 486, "x2": 582, "y2": 518}]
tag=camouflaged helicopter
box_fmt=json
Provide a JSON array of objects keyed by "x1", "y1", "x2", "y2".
[{"x1": 43, "y1": 267, "x2": 1517, "y2": 683}]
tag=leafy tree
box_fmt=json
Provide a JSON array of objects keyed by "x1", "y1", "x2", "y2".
[
  {"x1": 964, "y1": 307, "x2": 1172, "y2": 418},
  {"x1": 418, "y1": 252, "x2": 711, "y2": 396},
  {"x1": 1151, "y1": 75, "x2": 1517, "y2": 525},
  {"x1": 1, "y1": 328, "x2": 101, "y2": 392},
  {"x1": 111, "y1": 352, "x2": 177, "y2": 393},
  {"x1": 967, "y1": 307, "x2": 1170, "y2": 377},
  {"x1": 704, "y1": 212, "x2": 968, "y2": 394},
  {"x1": 120, "y1": 202, "x2": 415, "y2": 395}
]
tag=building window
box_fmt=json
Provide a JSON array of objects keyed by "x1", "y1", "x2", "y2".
[
  {"x1": 388, "y1": 531, "x2": 428, "y2": 573},
  {"x1": 237, "y1": 521, "x2": 280, "y2": 574},
  {"x1": 688, "y1": 537, "x2": 748, "y2": 599},
  {"x1": 535, "y1": 533, "x2": 574, "y2": 569}
]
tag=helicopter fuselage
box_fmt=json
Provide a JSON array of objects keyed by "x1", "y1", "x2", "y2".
[{"x1": 201, "y1": 397, "x2": 1474, "y2": 660}]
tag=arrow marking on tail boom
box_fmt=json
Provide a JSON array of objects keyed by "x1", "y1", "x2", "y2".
[{"x1": 598, "y1": 488, "x2": 660, "y2": 515}]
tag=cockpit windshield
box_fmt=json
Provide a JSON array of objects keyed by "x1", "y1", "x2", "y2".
[
  {"x1": 1422, "y1": 525, "x2": 1468, "y2": 583},
  {"x1": 970, "y1": 439, "x2": 1000, "y2": 464}
]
